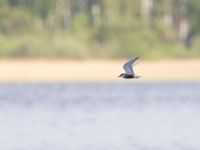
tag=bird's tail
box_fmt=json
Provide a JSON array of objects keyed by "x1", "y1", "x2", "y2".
[{"x1": 136, "y1": 75, "x2": 142, "y2": 78}]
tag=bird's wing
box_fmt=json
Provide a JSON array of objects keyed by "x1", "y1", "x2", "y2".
[{"x1": 123, "y1": 57, "x2": 139, "y2": 75}]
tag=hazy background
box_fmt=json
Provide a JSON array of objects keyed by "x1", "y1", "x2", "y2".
[
  {"x1": 0, "y1": 0, "x2": 200, "y2": 59},
  {"x1": 0, "y1": 1, "x2": 200, "y2": 150}
]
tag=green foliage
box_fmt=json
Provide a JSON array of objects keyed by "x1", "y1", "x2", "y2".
[
  {"x1": 73, "y1": 14, "x2": 91, "y2": 31},
  {"x1": 0, "y1": 6, "x2": 34, "y2": 35},
  {"x1": 0, "y1": 0, "x2": 200, "y2": 59}
]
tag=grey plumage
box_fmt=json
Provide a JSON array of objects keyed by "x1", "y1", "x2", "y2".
[{"x1": 118, "y1": 57, "x2": 141, "y2": 79}]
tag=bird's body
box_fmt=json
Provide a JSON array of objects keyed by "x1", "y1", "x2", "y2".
[{"x1": 118, "y1": 57, "x2": 141, "y2": 79}]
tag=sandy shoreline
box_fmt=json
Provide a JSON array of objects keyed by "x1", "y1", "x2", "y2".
[{"x1": 0, "y1": 59, "x2": 199, "y2": 82}]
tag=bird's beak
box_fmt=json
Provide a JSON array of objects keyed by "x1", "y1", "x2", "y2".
[{"x1": 118, "y1": 74, "x2": 123, "y2": 77}]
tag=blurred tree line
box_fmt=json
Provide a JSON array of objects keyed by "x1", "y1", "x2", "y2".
[{"x1": 0, "y1": 0, "x2": 200, "y2": 59}]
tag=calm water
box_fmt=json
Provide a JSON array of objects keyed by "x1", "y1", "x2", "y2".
[{"x1": 0, "y1": 82, "x2": 200, "y2": 150}]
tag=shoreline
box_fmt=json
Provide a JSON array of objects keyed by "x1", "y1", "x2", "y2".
[{"x1": 0, "y1": 59, "x2": 199, "y2": 82}]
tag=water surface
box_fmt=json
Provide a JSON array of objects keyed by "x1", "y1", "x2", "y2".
[{"x1": 0, "y1": 82, "x2": 200, "y2": 150}]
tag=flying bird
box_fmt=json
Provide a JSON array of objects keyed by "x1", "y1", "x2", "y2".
[{"x1": 118, "y1": 57, "x2": 141, "y2": 79}]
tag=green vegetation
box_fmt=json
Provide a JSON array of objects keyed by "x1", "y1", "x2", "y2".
[{"x1": 0, "y1": 0, "x2": 200, "y2": 59}]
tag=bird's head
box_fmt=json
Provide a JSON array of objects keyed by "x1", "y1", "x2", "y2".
[{"x1": 118, "y1": 73, "x2": 124, "y2": 78}]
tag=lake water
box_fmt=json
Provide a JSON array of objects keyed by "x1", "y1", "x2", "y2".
[{"x1": 0, "y1": 82, "x2": 200, "y2": 150}]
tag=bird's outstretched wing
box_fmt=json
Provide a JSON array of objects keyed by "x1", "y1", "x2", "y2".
[{"x1": 123, "y1": 57, "x2": 139, "y2": 75}]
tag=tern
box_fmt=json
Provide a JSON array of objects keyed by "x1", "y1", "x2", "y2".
[{"x1": 118, "y1": 57, "x2": 141, "y2": 79}]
